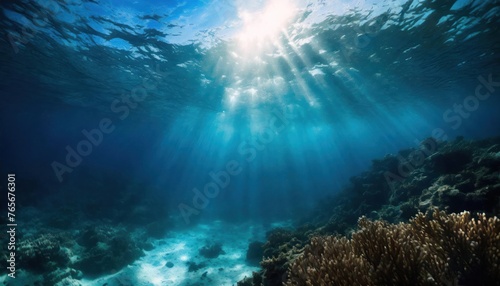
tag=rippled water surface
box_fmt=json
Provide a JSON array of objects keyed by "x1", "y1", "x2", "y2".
[{"x1": 1, "y1": 0, "x2": 500, "y2": 218}]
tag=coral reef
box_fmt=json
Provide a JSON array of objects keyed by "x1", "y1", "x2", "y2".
[
  {"x1": 14, "y1": 223, "x2": 146, "y2": 284},
  {"x1": 17, "y1": 233, "x2": 73, "y2": 273},
  {"x1": 15, "y1": 232, "x2": 85, "y2": 285},
  {"x1": 286, "y1": 210, "x2": 500, "y2": 286},
  {"x1": 411, "y1": 210, "x2": 500, "y2": 285},
  {"x1": 240, "y1": 137, "x2": 500, "y2": 286},
  {"x1": 304, "y1": 137, "x2": 500, "y2": 234}
]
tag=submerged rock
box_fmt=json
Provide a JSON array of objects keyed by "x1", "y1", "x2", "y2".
[
  {"x1": 187, "y1": 261, "x2": 206, "y2": 272},
  {"x1": 43, "y1": 268, "x2": 82, "y2": 285},
  {"x1": 199, "y1": 242, "x2": 225, "y2": 258},
  {"x1": 246, "y1": 241, "x2": 264, "y2": 265},
  {"x1": 74, "y1": 225, "x2": 144, "y2": 276}
]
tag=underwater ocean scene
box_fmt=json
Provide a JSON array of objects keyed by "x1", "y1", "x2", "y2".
[{"x1": 1, "y1": 0, "x2": 500, "y2": 285}]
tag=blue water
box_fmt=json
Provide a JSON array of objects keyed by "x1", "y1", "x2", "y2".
[{"x1": 1, "y1": 0, "x2": 500, "y2": 225}]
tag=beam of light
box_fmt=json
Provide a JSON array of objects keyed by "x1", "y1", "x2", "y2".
[{"x1": 236, "y1": 0, "x2": 297, "y2": 54}]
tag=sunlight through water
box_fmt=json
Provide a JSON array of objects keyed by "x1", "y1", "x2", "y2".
[
  {"x1": 237, "y1": 0, "x2": 297, "y2": 53},
  {"x1": 1, "y1": 0, "x2": 500, "y2": 285}
]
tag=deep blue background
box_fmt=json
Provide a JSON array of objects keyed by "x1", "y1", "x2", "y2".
[{"x1": 1, "y1": 0, "x2": 499, "y2": 223}]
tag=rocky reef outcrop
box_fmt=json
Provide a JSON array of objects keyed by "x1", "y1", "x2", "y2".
[
  {"x1": 7, "y1": 223, "x2": 147, "y2": 285},
  {"x1": 240, "y1": 136, "x2": 500, "y2": 286}
]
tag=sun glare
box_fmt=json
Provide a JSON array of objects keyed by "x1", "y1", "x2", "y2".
[{"x1": 237, "y1": 0, "x2": 297, "y2": 52}]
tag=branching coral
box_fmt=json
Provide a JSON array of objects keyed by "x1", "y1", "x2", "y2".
[
  {"x1": 411, "y1": 210, "x2": 500, "y2": 285},
  {"x1": 286, "y1": 236, "x2": 374, "y2": 286},
  {"x1": 352, "y1": 219, "x2": 431, "y2": 285},
  {"x1": 286, "y1": 210, "x2": 500, "y2": 286}
]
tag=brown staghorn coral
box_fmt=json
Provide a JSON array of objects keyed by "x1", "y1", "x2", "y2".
[
  {"x1": 286, "y1": 210, "x2": 500, "y2": 286},
  {"x1": 286, "y1": 236, "x2": 374, "y2": 286},
  {"x1": 352, "y1": 218, "x2": 433, "y2": 285},
  {"x1": 411, "y1": 210, "x2": 500, "y2": 285}
]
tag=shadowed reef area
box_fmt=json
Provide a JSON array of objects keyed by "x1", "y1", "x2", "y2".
[{"x1": 238, "y1": 136, "x2": 500, "y2": 286}]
